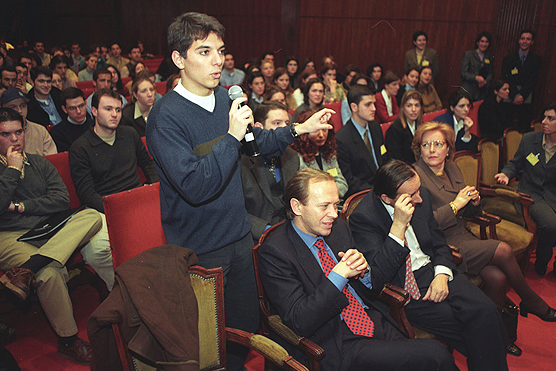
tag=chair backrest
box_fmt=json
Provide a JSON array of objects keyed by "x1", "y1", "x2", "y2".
[
  {"x1": 381, "y1": 121, "x2": 392, "y2": 138},
  {"x1": 532, "y1": 121, "x2": 542, "y2": 132},
  {"x1": 478, "y1": 138, "x2": 500, "y2": 187},
  {"x1": 324, "y1": 102, "x2": 343, "y2": 132},
  {"x1": 103, "y1": 183, "x2": 166, "y2": 268},
  {"x1": 468, "y1": 100, "x2": 483, "y2": 137},
  {"x1": 155, "y1": 81, "x2": 166, "y2": 96},
  {"x1": 46, "y1": 152, "x2": 81, "y2": 208},
  {"x1": 453, "y1": 150, "x2": 481, "y2": 188},
  {"x1": 503, "y1": 127, "x2": 523, "y2": 166},
  {"x1": 189, "y1": 265, "x2": 227, "y2": 370},
  {"x1": 422, "y1": 108, "x2": 447, "y2": 123},
  {"x1": 340, "y1": 189, "x2": 370, "y2": 223},
  {"x1": 76, "y1": 80, "x2": 95, "y2": 90}
]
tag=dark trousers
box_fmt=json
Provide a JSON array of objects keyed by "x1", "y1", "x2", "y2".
[
  {"x1": 404, "y1": 266, "x2": 508, "y2": 371},
  {"x1": 197, "y1": 233, "x2": 259, "y2": 371},
  {"x1": 530, "y1": 201, "x2": 556, "y2": 268},
  {"x1": 338, "y1": 310, "x2": 456, "y2": 371}
]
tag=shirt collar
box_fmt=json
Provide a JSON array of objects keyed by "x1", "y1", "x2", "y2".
[{"x1": 292, "y1": 219, "x2": 320, "y2": 248}]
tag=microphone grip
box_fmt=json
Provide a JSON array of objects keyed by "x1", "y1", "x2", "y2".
[{"x1": 241, "y1": 124, "x2": 260, "y2": 157}]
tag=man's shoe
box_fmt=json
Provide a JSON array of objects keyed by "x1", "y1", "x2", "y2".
[
  {"x1": 0, "y1": 322, "x2": 15, "y2": 340},
  {"x1": 58, "y1": 338, "x2": 92, "y2": 365},
  {"x1": 507, "y1": 342, "x2": 522, "y2": 357},
  {"x1": 0, "y1": 267, "x2": 35, "y2": 300}
]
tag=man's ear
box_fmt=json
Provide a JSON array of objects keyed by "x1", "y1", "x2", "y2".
[
  {"x1": 290, "y1": 198, "x2": 302, "y2": 217},
  {"x1": 253, "y1": 122, "x2": 263, "y2": 129},
  {"x1": 350, "y1": 102, "x2": 358, "y2": 114},
  {"x1": 171, "y1": 50, "x2": 185, "y2": 70},
  {"x1": 380, "y1": 194, "x2": 394, "y2": 205},
  {"x1": 91, "y1": 106, "x2": 98, "y2": 119},
  {"x1": 62, "y1": 105, "x2": 68, "y2": 115}
]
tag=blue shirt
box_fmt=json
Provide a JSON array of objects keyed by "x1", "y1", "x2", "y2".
[
  {"x1": 292, "y1": 220, "x2": 373, "y2": 310},
  {"x1": 37, "y1": 95, "x2": 62, "y2": 125}
]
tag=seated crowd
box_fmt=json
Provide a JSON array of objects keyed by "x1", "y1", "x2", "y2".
[{"x1": 0, "y1": 21, "x2": 554, "y2": 371}]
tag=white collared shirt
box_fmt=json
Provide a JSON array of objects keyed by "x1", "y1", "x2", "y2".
[
  {"x1": 174, "y1": 78, "x2": 216, "y2": 112},
  {"x1": 381, "y1": 90, "x2": 393, "y2": 116}
]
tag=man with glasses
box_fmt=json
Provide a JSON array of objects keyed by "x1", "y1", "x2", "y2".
[
  {"x1": 1, "y1": 88, "x2": 57, "y2": 155},
  {"x1": 50, "y1": 88, "x2": 92, "y2": 152},
  {"x1": 26, "y1": 66, "x2": 65, "y2": 127}
]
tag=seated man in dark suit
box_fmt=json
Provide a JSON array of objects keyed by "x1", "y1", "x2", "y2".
[
  {"x1": 26, "y1": 66, "x2": 65, "y2": 127},
  {"x1": 336, "y1": 85, "x2": 389, "y2": 198},
  {"x1": 241, "y1": 101, "x2": 299, "y2": 243},
  {"x1": 258, "y1": 168, "x2": 456, "y2": 371},
  {"x1": 350, "y1": 160, "x2": 508, "y2": 371},
  {"x1": 50, "y1": 88, "x2": 93, "y2": 152}
]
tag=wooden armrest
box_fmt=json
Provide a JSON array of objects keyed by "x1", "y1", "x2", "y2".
[
  {"x1": 226, "y1": 328, "x2": 309, "y2": 371},
  {"x1": 266, "y1": 315, "x2": 325, "y2": 362},
  {"x1": 448, "y1": 245, "x2": 463, "y2": 265},
  {"x1": 380, "y1": 284, "x2": 415, "y2": 338}
]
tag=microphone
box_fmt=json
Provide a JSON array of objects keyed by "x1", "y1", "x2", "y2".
[{"x1": 228, "y1": 85, "x2": 260, "y2": 157}]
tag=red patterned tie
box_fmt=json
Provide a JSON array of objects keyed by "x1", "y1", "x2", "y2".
[
  {"x1": 315, "y1": 238, "x2": 374, "y2": 337},
  {"x1": 404, "y1": 248, "x2": 421, "y2": 300}
]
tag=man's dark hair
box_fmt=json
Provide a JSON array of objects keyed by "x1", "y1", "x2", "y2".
[
  {"x1": 225, "y1": 52, "x2": 234, "y2": 58},
  {"x1": 19, "y1": 54, "x2": 33, "y2": 63},
  {"x1": 366, "y1": 63, "x2": 383, "y2": 77},
  {"x1": 15, "y1": 62, "x2": 28, "y2": 71},
  {"x1": 254, "y1": 101, "x2": 288, "y2": 126},
  {"x1": 285, "y1": 168, "x2": 334, "y2": 220},
  {"x1": 373, "y1": 160, "x2": 417, "y2": 199},
  {"x1": 1, "y1": 66, "x2": 16, "y2": 75},
  {"x1": 382, "y1": 71, "x2": 400, "y2": 86},
  {"x1": 30, "y1": 66, "x2": 53, "y2": 81},
  {"x1": 93, "y1": 68, "x2": 111, "y2": 82},
  {"x1": 519, "y1": 29, "x2": 536, "y2": 40},
  {"x1": 0, "y1": 107, "x2": 24, "y2": 126},
  {"x1": 85, "y1": 53, "x2": 97, "y2": 62},
  {"x1": 129, "y1": 45, "x2": 141, "y2": 54},
  {"x1": 91, "y1": 88, "x2": 120, "y2": 110},
  {"x1": 61, "y1": 87, "x2": 85, "y2": 106},
  {"x1": 167, "y1": 12, "x2": 225, "y2": 58},
  {"x1": 261, "y1": 50, "x2": 275, "y2": 60},
  {"x1": 448, "y1": 90, "x2": 472, "y2": 113},
  {"x1": 348, "y1": 84, "x2": 375, "y2": 108},
  {"x1": 343, "y1": 64, "x2": 360, "y2": 76},
  {"x1": 412, "y1": 31, "x2": 428, "y2": 42},
  {"x1": 49, "y1": 55, "x2": 67, "y2": 71}
]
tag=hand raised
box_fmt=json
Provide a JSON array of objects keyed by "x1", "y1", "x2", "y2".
[
  {"x1": 6, "y1": 145, "x2": 23, "y2": 170},
  {"x1": 494, "y1": 173, "x2": 509, "y2": 185},
  {"x1": 295, "y1": 108, "x2": 334, "y2": 135}
]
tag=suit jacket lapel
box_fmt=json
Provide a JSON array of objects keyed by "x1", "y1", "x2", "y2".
[
  {"x1": 249, "y1": 157, "x2": 275, "y2": 203},
  {"x1": 347, "y1": 120, "x2": 377, "y2": 171}
]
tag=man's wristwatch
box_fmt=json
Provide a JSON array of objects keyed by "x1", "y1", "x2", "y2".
[
  {"x1": 13, "y1": 201, "x2": 20, "y2": 213},
  {"x1": 290, "y1": 122, "x2": 300, "y2": 138}
]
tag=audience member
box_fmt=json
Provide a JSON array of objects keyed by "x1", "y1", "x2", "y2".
[
  {"x1": 124, "y1": 45, "x2": 142, "y2": 79},
  {"x1": 26, "y1": 66, "x2": 65, "y2": 127},
  {"x1": 49, "y1": 56, "x2": 77, "y2": 89},
  {"x1": 260, "y1": 60, "x2": 275, "y2": 86},
  {"x1": 121, "y1": 75, "x2": 156, "y2": 137},
  {"x1": 33, "y1": 41, "x2": 51, "y2": 66},
  {"x1": 461, "y1": 31, "x2": 494, "y2": 102},
  {"x1": 247, "y1": 70, "x2": 265, "y2": 111},
  {"x1": 374, "y1": 71, "x2": 400, "y2": 124},
  {"x1": 70, "y1": 43, "x2": 84, "y2": 72},
  {"x1": 165, "y1": 73, "x2": 180, "y2": 93},
  {"x1": 292, "y1": 109, "x2": 348, "y2": 198},
  {"x1": 385, "y1": 90, "x2": 423, "y2": 164},
  {"x1": 413, "y1": 122, "x2": 556, "y2": 356},
  {"x1": 405, "y1": 31, "x2": 440, "y2": 81},
  {"x1": 292, "y1": 67, "x2": 317, "y2": 107},
  {"x1": 0, "y1": 107, "x2": 101, "y2": 365},
  {"x1": 272, "y1": 67, "x2": 296, "y2": 110},
  {"x1": 264, "y1": 85, "x2": 287, "y2": 107},
  {"x1": 502, "y1": 29, "x2": 542, "y2": 132},
  {"x1": 396, "y1": 67, "x2": 419, "y2": 105},
  {"x1": 261, "y1": 50, "x2": 275, "y2": 64},
  {"x1": 496, "y1": 103, "x2": 556, "y2": 277},
  {"x1": 51, "y1": 72, "x2": 64, "y2": 91},
  {"x1": 19, "y1": 55, "x2": 34, "y2": 85},
  {"x1": 14, "y1": 63, "x2": 32, "y2": 93},
  {"x1": 321, "y1": 63, "x2": 346, "y2": 104},
  {"x1": 1, "y1": 88, "x2": 57, "y2": 156},
  {"x1": 341, "y1": 72, "x2": 369, "y2": 125},
  {"x1": 1, "y1": 66, "x2": 17, "y2": 89},
  {"x1": 105, "y1": 64, "x2": 129, "y2": 97},
  {"x1": 349, "y1": 160, "x2": 508, "y2": 370},
  {"x1": 145, "y1": 12, "x2": 333, "y2": 371},
  {"x1": 337, "y1": 85, "x2": 388, "y2": 198},
  {"x1": 293, "y1": 77, "x2": 325, "y2": 121},
  {"x1": 342, "y1": 64, "x2": 360, "y2": 92},
  {"x1": 78, "y1": 54, "x2": 99, "y2": 81},
  {"x1": 258, "y1": 168, "x2": 456, "y2": 371},
  {"x1": 301, "y1": 57, "x2": 315, "y2": 71},
  {"x1": 241, "y1": 101, "x2": 299, "y2": 243},
  {"x1": 417, "y1": 66, "x2": 442, "y2": 113},
  {"x1": 106, "y1": 44, "x2": 130, "y2": 78},
  {"x1": 366, "y1": 62, "x2": 383, "y2": 92},
  {"x1": 85, "y1": 68, "x2": 127, "y2": 116},
  {"x1": 220, "y1": 52, "x2": 245, "y2": 86},
  {"x1": 285, "y1": 56, "x2": 299, "y2": 89},
  {"x1": 69, "y1": 88, "x2": 158, "y2": 213},
  {"x1": 49, "y1": 87, "x2": 93, "y2": 152},
  {"x1": 433, "y1": 90, "x2": 478, "y2": 151},
  {"x1": 478, "y1": 79, "x2": 513, "y2": 141}
]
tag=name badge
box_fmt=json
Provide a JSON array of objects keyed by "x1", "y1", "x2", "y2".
[
  {"x1": 526, "y1": 153, "x2": 539, "y2": 166},
  {"x1": 380, "y1": 144, "x2": 387, "y2": 155},
  {"x1": 422, "y1": 60, "x2": 430, "y2": 67},
  {"x1": 484, "y1": 59, "x2": 490, "y2": 64},
  {"x1": 511, "y1": 67, "x2": 519, "y2": 75},
  {"x1": 327, "y1": 168, "x2": 338, "y2": 177}
]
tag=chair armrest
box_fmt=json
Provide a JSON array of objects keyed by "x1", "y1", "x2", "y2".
[
  {"x1": 266, "y1": 315, "x2": 325, "y2": 363},
  {"x1": 379, "y1": 284, "x2": 415, "y2": 338},
  {"x1": 226, "y1": 328, "x2": 309, "y2": 371},
  {"x1": 448, "y1": 245, "x2": 463, "y2": 265}
]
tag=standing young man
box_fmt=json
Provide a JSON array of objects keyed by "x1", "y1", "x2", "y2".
[{"x1": 146, "y1": 12, "x2": 332, "y2": 370}]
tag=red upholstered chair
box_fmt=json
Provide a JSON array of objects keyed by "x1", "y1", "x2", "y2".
[
  {"x1": 103, "y1": 183, "x2": 166, "y2": 268},
  {"x1": 422, "y1": 108, "x2": 447, "y2": 123},
  {"x1": 155, "y1": 81, "x2": 166, "y2": 96},
  {"x1": 46, "y1": 152, "x2": 81, "y2": 209},
  {"x1": 121, "y1": 77, "x2": 132, "y2": 85},
  {"x1": 142, "y1": 57, "x2": 164, "y2": 72},
  {"x1": 468, "y1": 100, "x2": 483, "y2": 137},
  {"x1": 82, "y1": 87, "x2": 95, "y2": 99},
  {"x1": 381, "y1": 121, "x2": 392, "y2": 138},
  {"x1": 76, "y1": 80, "x2": 95, "y2": 90},
  {"x1": 324, "y1": 102, "x2": 343, "y2": 132}
]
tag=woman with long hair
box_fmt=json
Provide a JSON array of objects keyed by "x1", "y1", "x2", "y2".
[
  {"x1": 320, "y1": 63, "x2": 346, "y2": 104},
  {"x1": 417, "y1": 66, "x2": 442, "y2": 113},
  {"x1": 273, "y1": 67, "x2": 297, "y2": 110},
  {"x1": 292, "y1": 67, "x2": 317, "y2": 107},
  {"x1": 105, "y1": 63, "x2": 129, "y2": 97},
  {"x1": 121, "y1": 75, "x2": 156, "y2": 137},
  {"x1": 285, "y1": 56, "x2": 299, "y2": 89},
  {"x1": 293, "y1": 78, "x2": 324, "y2": 121},
  {"x1": 385, "y1": 90, "x2": 423, "y2": 164},
  {"x1": 291, "y1": 108, "x2": 348, "y2": 198}
]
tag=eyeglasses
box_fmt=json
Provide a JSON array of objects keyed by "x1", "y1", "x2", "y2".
[
  {"x1": 421, "y1": 140, "x2": 446, "y2": 149},
  {"x1": 66, "y1": 103, "x2": 86, "y2": 112}
]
